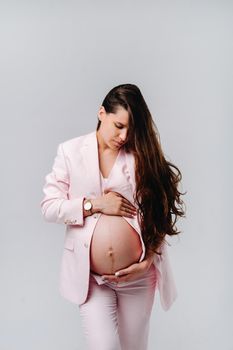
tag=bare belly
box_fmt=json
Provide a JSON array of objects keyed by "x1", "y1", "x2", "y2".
[{"x1": 90, "y1": 214, "x2": 143, "y2": 275}]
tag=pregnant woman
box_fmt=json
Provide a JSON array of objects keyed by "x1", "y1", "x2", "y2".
[{"x1": 40, "y1": 83, "x2": 186, "y2": 350}]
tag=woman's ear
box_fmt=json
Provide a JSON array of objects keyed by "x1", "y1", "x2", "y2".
[{"x1": 98, "y1": 105, "x2": 106, "y2": 122}]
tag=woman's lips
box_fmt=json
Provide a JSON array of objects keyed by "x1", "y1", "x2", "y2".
[{"x1": 115, "y1": 141, "x2": 124, "y2": 147}]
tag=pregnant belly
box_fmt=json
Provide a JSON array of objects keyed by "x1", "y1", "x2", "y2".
[{"x1": 90, "y1": 214, "x2": 143, "y2": 275}]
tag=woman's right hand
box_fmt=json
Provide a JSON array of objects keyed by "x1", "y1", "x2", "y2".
[{"x1": 94, "y1": 190, "x2": 137, "y2": 218}]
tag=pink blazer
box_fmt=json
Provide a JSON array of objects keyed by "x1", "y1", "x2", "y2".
[{"x1": 40, "y1": 130, "x2": 178, "y2": 311}]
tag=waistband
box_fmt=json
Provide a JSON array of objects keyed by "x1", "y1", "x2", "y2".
[{"x1": 90, "y1": 263, "x2": 157, "y2": 287}]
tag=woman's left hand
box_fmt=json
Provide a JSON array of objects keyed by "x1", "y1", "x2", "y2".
[{"x1": 101, "y1": 258, "x2": 152, "y2": 284}]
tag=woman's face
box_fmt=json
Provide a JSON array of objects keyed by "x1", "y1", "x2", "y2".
[{"x1": 97, "y1": 105, "x2": 129, "y2": 151}]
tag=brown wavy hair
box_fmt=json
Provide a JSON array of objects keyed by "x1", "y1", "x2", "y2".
[{"x1": 96, "y1": 83, "x2": 186, "y2": 256}]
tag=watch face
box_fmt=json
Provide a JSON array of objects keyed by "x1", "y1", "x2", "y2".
[{"x1": 84, "y1": 201, "x2": 92, "y2": 210}]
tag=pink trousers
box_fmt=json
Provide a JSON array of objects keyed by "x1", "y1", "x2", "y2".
[{"x1": 78, "y1": 263, "x2": 158, "y2": 350}]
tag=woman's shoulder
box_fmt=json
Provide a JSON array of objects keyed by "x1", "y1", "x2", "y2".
[{"x1": 60, "y1": 130, "x2": 95, "y2": 152}]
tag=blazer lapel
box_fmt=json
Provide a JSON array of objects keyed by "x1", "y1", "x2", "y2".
[
  {"x1": 124, "y1": 150, "x2": 136, "y2": 191},
  {"x1": 79, "y1": 131, "x2": 102, "y2": 198}
]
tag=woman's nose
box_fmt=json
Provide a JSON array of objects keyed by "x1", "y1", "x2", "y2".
[{"x1": 120, "y1": 130, "x2": 127, "y2": 142}]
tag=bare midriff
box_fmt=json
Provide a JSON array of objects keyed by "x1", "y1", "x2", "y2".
[{"x1": 90, "y1": 214, "x2": 143, "y2": 275}]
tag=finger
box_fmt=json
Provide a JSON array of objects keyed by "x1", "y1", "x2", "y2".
[
  {"x1": 111, "y1": 191, "x2": 123, "y2": 197},
  {"x1": 120, "y1": 205, "x2": 137, "y2": 217},
  {"x1": 101, "y1": 274, "x2": 118, "y2": 283},
  {"x1": 117, "y1": 273, "x2": 137, "y2": 283},
  {"x1": 120, "y1": 209, "x2": 135, "y2": 218},
  {"x1": 123, "y1": 204, "x2": 136, "y2": 212},
  {"x1": 122, "y1": 198, "x2": 137, "y2": 210},
  {"x1": 101, "y1": 273, "x2": 117, "y2": 279},
  {"x1": 120, "y1": 209, "x2": 137, "y2": 218},
  {"x1": 122, "y1": 206, "x2": 137, "y2": 217},
  {"x1": 101, "y1": 273, "x2": 115, "y2": 278},
  {"x1": 116, "y1": 263, "x2": 139, "y2": 276},
  {"x1": 115, "y1": 268, "x2": 132, "y2": 277},
  {"x1": 122, "y1": 204, "x2": 137, "y2": 213},
  {"x1": 103, "y1": 273, "x2": 139, "y2": 283},
  {"x1": 108, "y1": 275, "x2": 132, "y2": 283}
]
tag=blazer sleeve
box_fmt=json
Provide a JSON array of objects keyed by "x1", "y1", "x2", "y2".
[
  {"x1": 153, "y1": 241, "x2": 178, "y2": 311},
  {"x1": 40, "y1": 143, "x2": 85, "y2": 226}
]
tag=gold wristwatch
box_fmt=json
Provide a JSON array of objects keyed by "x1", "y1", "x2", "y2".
[{"x1": 83, "y1": 198, "x2": 93, "y2": 215}]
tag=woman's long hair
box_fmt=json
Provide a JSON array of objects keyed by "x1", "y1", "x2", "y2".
[{"x1": 96, "y1": 83, "x2": 186, "y2": 256}]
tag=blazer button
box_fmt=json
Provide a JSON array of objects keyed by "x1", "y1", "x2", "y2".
[{"x1": 84, "y1": 242, "x2": 88, "y2": 248}]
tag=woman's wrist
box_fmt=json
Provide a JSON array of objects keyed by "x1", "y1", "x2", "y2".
[
  {"x1": 144, "y1": 250, "x2": 155, "y2": 269},
  {"x1": 91, "y1": 197, "x2": 103, "y2": 214}
]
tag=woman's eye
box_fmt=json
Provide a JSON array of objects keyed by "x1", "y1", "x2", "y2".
[{"x1": 115, "y1": 124, "x2": 123, "y2": 129}]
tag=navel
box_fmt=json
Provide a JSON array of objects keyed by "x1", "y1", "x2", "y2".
[{"x1": 106, "y1": 246, "x2": 115, "y2": 274}]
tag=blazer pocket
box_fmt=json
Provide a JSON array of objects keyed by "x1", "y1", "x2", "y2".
[{"x1": 64, "y1": 238, "x2": 75, "y2": 251}]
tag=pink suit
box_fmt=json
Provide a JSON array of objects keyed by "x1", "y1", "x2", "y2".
[{"x1": 40, "y1": 130, "x2": 178, "y2": 312}]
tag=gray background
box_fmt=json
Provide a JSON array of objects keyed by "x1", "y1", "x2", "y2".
[{"x1": 0, "y1": 1, "x2": 232, "y2": 349}]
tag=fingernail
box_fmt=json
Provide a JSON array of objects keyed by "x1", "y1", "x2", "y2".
[{"x1": 115, "y1": 272, "x2": 120, "y2": 276}]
